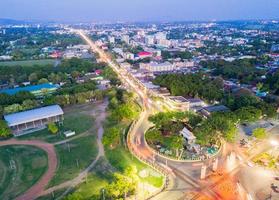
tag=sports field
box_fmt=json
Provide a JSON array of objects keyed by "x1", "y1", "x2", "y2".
[
  {"x1": 0, "y1": 59, "x2": 56, "y2": 66},
  {"x1": 0, "y1": 145, "x2": 48, "y2": 200}
]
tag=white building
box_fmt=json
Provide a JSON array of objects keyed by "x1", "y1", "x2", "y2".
[
  {"x1": 155, "y1": 32, "x2": 167, "y2": 41},
  {"x1": 122, "y1": 35, "x2": 130, "y2": 44},
  {"x1": 108, "y1": 36, "x2": 115, "y2": 44},
  {"x1": 4, "y1": 105, "x2": 64, "y2": 136},
  {"x1": 124, "y1": 52, "x2": 135, "y2": 60},
  {"x1": 180, "y1": 127, "x2": 196, "y2": 144},
  {"x1": 145, "y1": 35, "x2": 154, "y2": 45},
  {"x1": 140, "y1": 62, "x2": 175, "y2": 72}
]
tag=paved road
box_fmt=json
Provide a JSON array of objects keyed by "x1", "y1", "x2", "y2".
[{"x1": 0, "y1": 139, "x2": 57, "y2": 200}]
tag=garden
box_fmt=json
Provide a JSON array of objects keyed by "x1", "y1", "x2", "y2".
[{"x1": 145, "y1": 111, "x2": 227, "y2": 161}]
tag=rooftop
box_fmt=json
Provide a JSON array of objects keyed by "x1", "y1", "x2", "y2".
[
  {"x1": 204, "y1": 105, "x2": 229, "y2": 113},
  {"x1": 169, "y1": 96, "x2": 188, "y2": 103},
  {"x1": 4, "y1": 105, "x2": 64, "y2": 126},
  {"x1": 0, "y1": 83, "x2": 59, "y2": 95}
]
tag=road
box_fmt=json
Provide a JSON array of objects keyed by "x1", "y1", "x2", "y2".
[{"x1": 76, "y1": 29, "x2": 241, "y2": 200}]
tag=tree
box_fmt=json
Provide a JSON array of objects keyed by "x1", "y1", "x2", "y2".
[
  {"x1": 38, "y1": 78, "x2": 49, "y2": 84},
  {"x1": 235, "y1": 106, "x2": 262, "y2": 123},
  {"x1": 169, "y1": 135, "x2": 184, "y2": 157},
  {"x1": 102, "y1": 127, "x2": 120, "y2": 147},
  {"x1": 253, "y1": 128, "x2": 267, "y2": 139},
  {"x1": 0, "y1": 120, "x2": 11, "y2": 137},
  {"x1": 48, "y1": 122, "x2": 58, "y2": 134},
  {"x1": 145, "y1": 129, "x2": 163, "y2": 144},
  {"x1": 4, "y1": 104, "x2": 23, "y2": 114},
  {"x1": 22, "y1": 99, "x2": 38, "y2": 110},
  {"x1": 28, "y1": 72, "x2": 38, "y2": 83},
  {"x1": 105, "y1": 166, "x2": 139, "y2": 199}
]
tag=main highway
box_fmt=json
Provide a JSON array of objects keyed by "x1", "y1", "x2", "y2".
[{"x1": 76, "y1": 29, "x2": 242, "y2": 200}]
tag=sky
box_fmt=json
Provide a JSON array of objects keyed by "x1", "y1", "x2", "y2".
[{"x1": 1, "y1": 0, "x2": 279, "y2": 22}]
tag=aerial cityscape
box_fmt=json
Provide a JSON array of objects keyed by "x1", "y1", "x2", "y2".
[{"x1": 0, "y1": 1, "x2": 279, "y2": 200}]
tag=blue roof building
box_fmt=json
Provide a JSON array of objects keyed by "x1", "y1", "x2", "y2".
[{"x1": 0, "y1": 83, "x2": 59, "y2": 96}]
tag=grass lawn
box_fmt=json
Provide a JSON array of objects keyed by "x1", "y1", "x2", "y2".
[
  {"x1": 0, "y1": 59, "x2": 56, "y2": 67},
  {"x1": 18, "y1": 112, "x2": 94, "y2": 143},
  {"x1": 48, "y1": 134, "x2": 98, "y2": 187},
  {"x1": 36, "y1": 189, "x2": 67, "y2": 200},
  {"x1": 0, "y1": 145, "x2": 48, "y2": 200},
  {"x1": 106, "y1": 146, "x2": 163, "y2": 188},
  {"x1": 69, "y1": 173, "x2": 109, "y2": 200}
]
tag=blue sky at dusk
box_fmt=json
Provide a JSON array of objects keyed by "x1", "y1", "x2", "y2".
[{"x1": 1, "y1": 0, "x2": 279, "y2": 22}]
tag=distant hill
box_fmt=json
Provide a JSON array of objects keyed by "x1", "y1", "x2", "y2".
[{"x1": 0, "y1": 18, "x2": 27, "y2": 25}]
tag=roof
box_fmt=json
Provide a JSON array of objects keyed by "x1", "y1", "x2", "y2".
[
  {"x1": 138, "y1": 51, "x2": 152, "y2": 56},
  {"x1": 150, "y1": 62, "x2": 172, "y2": 67},
  {"x1": 180, "y1": 127, "x2": 196, "y2": 140},
  {"x1": 169, "y1": 96, "x2": 188, "y2": 103},
  {"x1": 186, "y1": 98, "x2": 204, "y2": 103},
  {"x1": 204, "y1": 105, "x2": 229, "y2": 113},
  {"x1": 0, "y1": 83, "x2": 58, "y2": 95},
  {"x1": 4, "y1": 105, "x2": 64, "y2": 126}
]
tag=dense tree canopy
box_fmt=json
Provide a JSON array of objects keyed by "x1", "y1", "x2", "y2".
[{"x1": 153, "y1": 73, "x2": 224, "y2": 103}]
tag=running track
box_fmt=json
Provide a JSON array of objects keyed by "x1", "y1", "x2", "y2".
[{"x1": 0, "y1": 139, "x2": 57, "y2": 200}]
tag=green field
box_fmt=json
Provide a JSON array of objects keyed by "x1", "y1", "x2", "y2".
[
  {"x1": 49, "y1": 134, "x2": 98, "y2": 187},
  {"x1": 0, "y1": 59, "x2": 57, "y2": 67},
  {"x1": 18, "y1": 112, "x2": 94, "y2": 143},
  {"x1": 0, "y1": 145, "x2": 48, "y2": 200}
]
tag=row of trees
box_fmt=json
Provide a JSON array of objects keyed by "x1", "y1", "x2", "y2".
[
  {"x1": 102, "y1": 88, "x2": 140, "y2": 148},
  {"x1": 162, "y1": 50, "x2": 193, "y2": 60},
  {"x1": 0, "y1": 58, "x2": 106, "y2": 86}
]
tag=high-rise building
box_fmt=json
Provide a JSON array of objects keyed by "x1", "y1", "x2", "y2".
[
  {"x1": 121, "y1": 35, "x2": 130, "y2": 44},
  {"x1": 108, "y1": 36, "x2": 115, "y2": 44},
  {"x1": 145, "y1": 35, "x2": 154, "y2": 45},
  {"x1": 155, "y1": 32, "x2": 167, "y2": 41}
]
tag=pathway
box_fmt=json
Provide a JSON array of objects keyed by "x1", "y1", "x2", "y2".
[{"x1": 40, "y1": 99, "x2": 108, "y2": 197}]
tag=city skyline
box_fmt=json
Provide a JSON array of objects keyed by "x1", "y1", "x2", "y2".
[{"x1": 1, "y1": 0, "x2": 279, "y2": 22}]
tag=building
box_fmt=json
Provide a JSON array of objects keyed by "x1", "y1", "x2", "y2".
[
  {"x1": 4, "y1": 105, "x2": 64, "y2": 136},
  {"x1": 108, "y1": 36, "x2": 115, "y2": 44},
  {"x1": 138, "y1": 51, "x2": 153, "y2": 59},
  {"x1": 155, "y1": 32, "x2": 167, "y2": 41},
  {"x1": 140, "y1": 62, "x2": 175, "y2": 72},
  {"x1": 121, "y1": 35, "x2": 130, "y2": 44},
  {"x1": 165, "y1": 96, "x2": 190, "y2": 111},
  {"x1": 186, "y1": 98, "x2": 206, "y2": 111},
  {"x1": 180, "y1": 127, "x2": 196, "y2": 144},
  {"x1": 145, "y1": 35, "x2": 154, "y2": 45},
  {"x1": 200, "y1": 105, "x2": 230, "y2": 117},
  {"x1": 0, "y1": 83, "x2": 59, "y2": 96}
]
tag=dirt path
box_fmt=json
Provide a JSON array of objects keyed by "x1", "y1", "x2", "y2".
[
  {"x1": 0, "y1": 139, "x2": 57, "y2": 200},
  {"x1": 40, "y1": 99, "x2": 108, "y2": 197}
]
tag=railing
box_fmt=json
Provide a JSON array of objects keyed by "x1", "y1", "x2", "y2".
[
  {"x1": 144, "y1": 138, "x2": 223, "y2": 163},
  {"x1": 126, "y1": 119, "x2": 171, "y2": 199}
]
